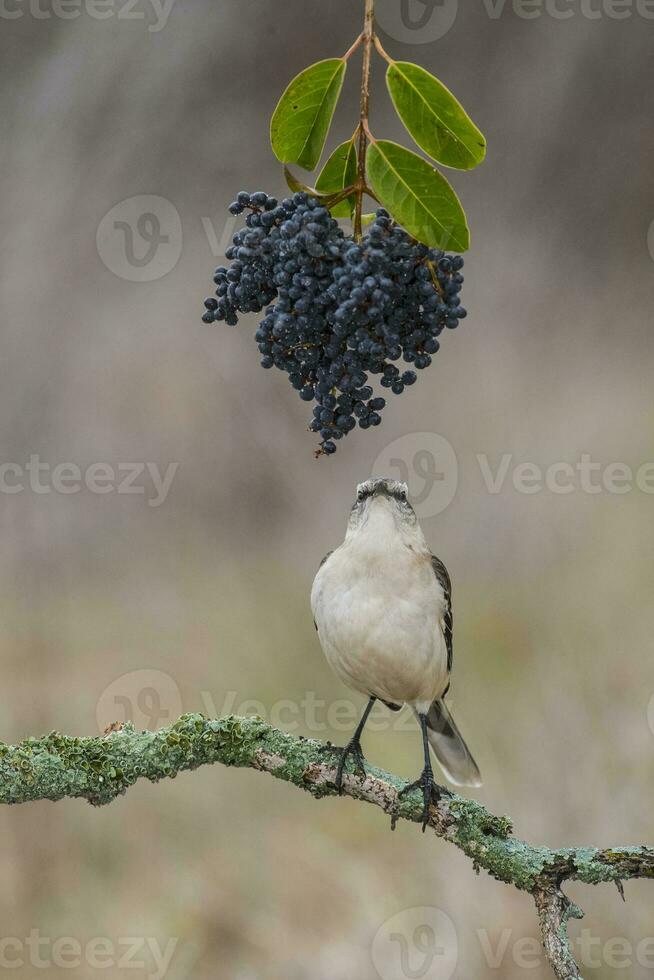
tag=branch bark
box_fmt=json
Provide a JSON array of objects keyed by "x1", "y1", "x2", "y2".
[
  {"x1": 2, "y1": 713, "x2": 652, "y2": 979},
  {"x1": 534, "y1": 885, "x2": 585, "y2": 980}
]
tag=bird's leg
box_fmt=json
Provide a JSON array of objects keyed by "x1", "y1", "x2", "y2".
[
  {"x1": 333, "y1": 696, "x2": 376, "y2": 793},
  {"x1": 397, "y1": 712, "x2": 447, "y2": 831}
]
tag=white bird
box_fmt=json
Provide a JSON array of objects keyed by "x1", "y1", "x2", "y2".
[{"x1": 311, "y1": 477, "x2": 481, "y2": 828}]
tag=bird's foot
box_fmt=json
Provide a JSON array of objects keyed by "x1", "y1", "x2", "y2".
[
  {"x1": 328, "y1": 737, "x2": 367, "y2": 794},
  {"x1": 317, "y1": 741, "x2": 341, "y2": 759},
  {"x1": 397, "y1": 765, "x2": 448, "y2": 832}
]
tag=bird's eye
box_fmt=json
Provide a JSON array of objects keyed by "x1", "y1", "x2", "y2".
[
  {"x1": 399, "y1": 491, "x2": 407, "y2": 502},
  {"x1": 357, "y1": 491, "x2": 364, "y2": 502}
]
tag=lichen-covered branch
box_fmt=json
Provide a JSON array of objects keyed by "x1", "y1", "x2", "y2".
[
  {"x1": 534, "y1": 885, "x2": 585, "y2": 980},
  {"x1": 1, "y1": 713, "x2": 652, "y2": 979}
]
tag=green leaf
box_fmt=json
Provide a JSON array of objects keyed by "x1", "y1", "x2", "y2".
[
  {"x1": 315, "y1": 140, "x2": 357, "y2": 217},
  {"x1": 366, "y1": 140, "x2": 469, "y2": 252},
  {"x1": 270, "y1": 59, "x2": 347, "y2": 171},
  {"x1": 386, "y1": 61, "x2": 486, "y2": 171}
]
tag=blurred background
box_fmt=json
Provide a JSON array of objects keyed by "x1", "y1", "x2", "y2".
[{"x1": 1, "y1": 0, "x2": 653, "y2": 977}]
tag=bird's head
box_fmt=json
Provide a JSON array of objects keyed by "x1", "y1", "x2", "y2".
[{"x1": 346, "y1": 477, "x2": 422, "y2": 542}]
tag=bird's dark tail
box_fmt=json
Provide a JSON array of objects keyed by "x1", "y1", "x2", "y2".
[{"x1": 415, "y1": 700, "x2": 482, "y2": 788}]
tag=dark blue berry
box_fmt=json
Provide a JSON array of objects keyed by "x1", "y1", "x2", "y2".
[{"x1": 201, "y1": 197, "x2": 467, "y2": 455}]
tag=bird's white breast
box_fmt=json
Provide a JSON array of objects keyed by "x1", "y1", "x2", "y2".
[{"x1": 311, "y1": 531, "x2": 449, "y2": 710}]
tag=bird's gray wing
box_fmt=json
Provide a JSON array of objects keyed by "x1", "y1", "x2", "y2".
[
  {"x1": 313, "y1": 551, "x2": 334, "y2": 631},
  {"x1": 318, "y1": 550, "x2": 333, "y2": 569},
  {"x1": 431, "y1": 555, "x2": 453, "y2": 675}
]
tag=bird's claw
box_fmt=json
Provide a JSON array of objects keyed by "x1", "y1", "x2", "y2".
[
  {"x1": 330, "y1": 739, "x2": 367, "y2": 794},
  {"x1": 397, "y1": 766, "x2": 446, "y2": 831}
]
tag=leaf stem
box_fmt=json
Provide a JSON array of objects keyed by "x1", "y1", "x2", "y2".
[
  {"x1": 373, "y1": 33, "x2": 393, "y2": 65},
  {"x1": 354, "y1": 0, "x2": 375, "y2": 241},
  {"x1": 342, "y1": 32, "x2": 364, "y2": 61},
  {"x1": 361, "y1": 118, "x2": 375, "y2": 143},
  {"x1": 327, "y1": 185, "x2": 357, "y2": 208}
]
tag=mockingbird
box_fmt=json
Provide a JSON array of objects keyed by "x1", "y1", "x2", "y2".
[{"x1": 311, "y1": 477, "x2": 481, "y2": 828}]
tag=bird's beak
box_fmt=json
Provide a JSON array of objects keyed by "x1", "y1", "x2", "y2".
[{"x1": 370, "y1": 485, "x2": 391, "y2": 503}]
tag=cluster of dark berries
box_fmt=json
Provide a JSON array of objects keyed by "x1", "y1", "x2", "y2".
[{"x1": 202, "y1": 191, "x2": 466, "y2": 455}]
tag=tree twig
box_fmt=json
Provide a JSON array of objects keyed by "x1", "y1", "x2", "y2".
[
  {"x1": 534, "y1": 885, "x2": 585, "y2": 980},
  {"x1": 2, "y1": 713, "x2": 652, "y2": 979},
  {"x1": 353, "y1": 0, "x2": 375, "y2": 240}
]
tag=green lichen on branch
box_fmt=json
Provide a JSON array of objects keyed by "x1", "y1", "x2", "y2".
[
  {"x1": 0, "y1": 713, "x2": 652, "y2": 896},
  {"x1": 1, "y1": 712, "x2": 652, "y2": 980},
  {"x1": 0, "y1": 714, "x2": 292, "y2": 807}
]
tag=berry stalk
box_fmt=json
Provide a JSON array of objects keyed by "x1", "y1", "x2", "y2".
[{"x1": 353, "y1": 0, "x2": 375, "y2": 241}]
